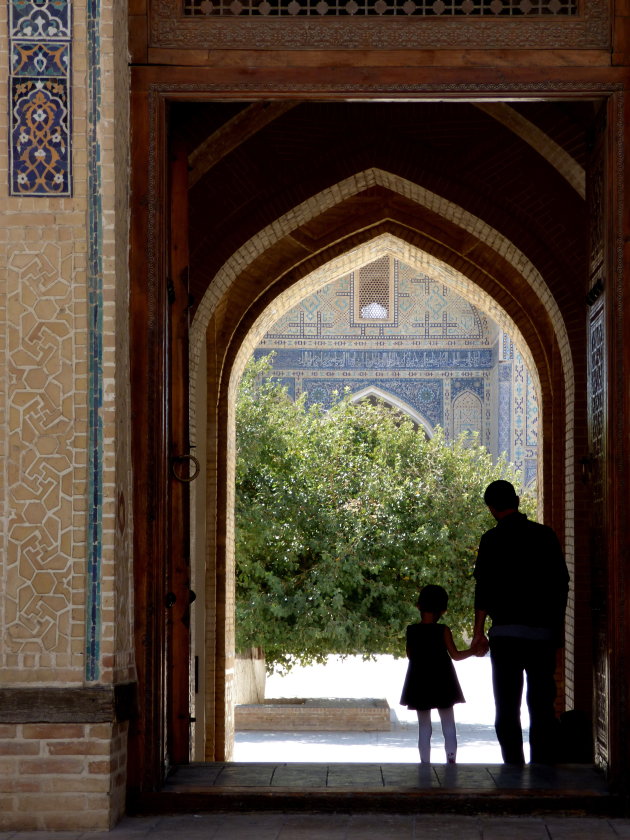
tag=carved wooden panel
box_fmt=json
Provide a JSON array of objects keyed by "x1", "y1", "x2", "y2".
[
  {"x1": 588, "y1": 299, "x2": 607, "y2": 769},
  {"x1": 184, "y1": 0, "x2": 577, "y2": 17},
  {"x1": 149, "y1": 0, "x2": 609, "y2": 50},
  {"x1": 586, "y1": 105, "x2": 608, "y2": 770}
]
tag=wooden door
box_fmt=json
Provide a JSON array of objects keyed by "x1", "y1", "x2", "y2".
[{"x1": 166, "y1": 136, "x2": 195, "y2": 765}]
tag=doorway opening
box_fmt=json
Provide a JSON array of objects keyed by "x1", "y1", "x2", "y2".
[
  {"x1": 222, "y1": 242, "x2": 542, "y2": 763},
  {"x1": 189, "y1": 204, "x2": 574, "y2": 764},
  {"x1": 130, "y1": 94, "x2": 610, "y2": 794}
]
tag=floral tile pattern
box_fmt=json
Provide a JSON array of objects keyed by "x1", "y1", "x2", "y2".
[{"x1": 9, "y1": 0, "x2": 72, "y2": 195}]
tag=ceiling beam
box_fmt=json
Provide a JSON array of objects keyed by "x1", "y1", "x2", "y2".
[
  {"x1": 188, "y1": 101, "x2": 297, "y2": 188},
  {"x1": 475, "y1": 103, "x2": 585, "y2": 199}
]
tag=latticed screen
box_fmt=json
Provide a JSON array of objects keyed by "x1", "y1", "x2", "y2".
[
  {"x1": 356, "y1": 255, "x2": 392, "y2": 322},
  {"x1": 183, "y1": 0, "x2": 577, "y2": 17}
]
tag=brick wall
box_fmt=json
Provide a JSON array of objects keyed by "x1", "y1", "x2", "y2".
[
  {"x1": 0, "y1": 722, "x2": 128, "y2": 830},
  {"x1": 0, "y1": 0, "x2": 132, "y2": 824},
  {"x1": 235, "y1": 700, "x2": 390, "y2": 732}
]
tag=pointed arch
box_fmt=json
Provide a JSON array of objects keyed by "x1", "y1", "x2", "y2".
[
  {"x1": 189, "y1": 169, "x2": 573, "y2": 532},
  {"x1": 188, "y1": 169, "x2": 576, "y2": 761},
  {"x1": 348, "y1": 385, "x2": 435, "y2": 438}
]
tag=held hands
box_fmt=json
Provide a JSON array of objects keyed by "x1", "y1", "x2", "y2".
[{"x1": 471, "y1": 634, "x2": 490, "y2": 657}]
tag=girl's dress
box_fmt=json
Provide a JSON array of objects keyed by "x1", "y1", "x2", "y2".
[{"x1": 400, "y1": 622, "x2": 465, "y2": 711}]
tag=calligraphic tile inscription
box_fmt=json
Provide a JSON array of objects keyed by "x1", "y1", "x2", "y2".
[{"x1": 9, "y1": 0, "x2": 72, "y2": 196}]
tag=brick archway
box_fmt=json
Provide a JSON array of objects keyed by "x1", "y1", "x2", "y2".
[
  {"x1": 191, "y1": 205, "x2": 574, "y2": 762},
  {"x1": 130, "y1": 89, "x2": 627, "y2": 795}
]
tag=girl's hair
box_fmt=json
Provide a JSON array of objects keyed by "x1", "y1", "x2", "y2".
[{"x1": 417, "y1": 584, "x2": 448, "y2": 613}]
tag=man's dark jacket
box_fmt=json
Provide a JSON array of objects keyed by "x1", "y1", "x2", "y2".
[{"x1": 473, "y1": 511, "x2": 569, "y2": 644}]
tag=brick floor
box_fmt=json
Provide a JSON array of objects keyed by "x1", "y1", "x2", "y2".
[{"x1": 4, "y1": 812, "x2": 630, "y2": 839}]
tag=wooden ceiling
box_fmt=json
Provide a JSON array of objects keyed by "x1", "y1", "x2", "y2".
[{"x1": 171, "y1": 99, "x2": 595, "y2": 320}]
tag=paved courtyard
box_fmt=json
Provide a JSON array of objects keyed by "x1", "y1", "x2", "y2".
[
  {"x1": 3, "y1": 813, "x2": 630, "y2": 839},
  {"x1": 235, "y1": 654, "x2": 519, "y2": 764}
]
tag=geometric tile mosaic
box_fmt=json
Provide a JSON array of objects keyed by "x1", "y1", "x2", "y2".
[
  {"x1": 526, "y1": 364, "x2": 539, "y2": 448},
  {"x1": 9, "y1": 0, "x2": 72, "y2": 195},
  {"x1": 256, "y1": 263, "x2": 539, "y2": 484},
  {"x1": 498, "y1": 366, "x2": 512, "y2": 459},
  {"x1": 3, "y1": 243, "x2": 78, "y2": 664},
  {"x1": 453, "y1": 389, "x2": 482, "y2": 439},
  {"x1": 263, "y1": 262, "x2": 489, "y2": 346}
]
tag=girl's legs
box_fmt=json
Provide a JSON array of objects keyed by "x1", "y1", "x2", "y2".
[
  {"x1": 416, "y1": 709, "x2": 432, "y2": 763},
  {"x1": 438, "y1": 706, "x2": 457, "y2": 764}
]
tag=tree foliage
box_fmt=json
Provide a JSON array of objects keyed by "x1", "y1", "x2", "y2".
[{"x1": 236, "y1": 354, "x2": 535, "y2": 673}]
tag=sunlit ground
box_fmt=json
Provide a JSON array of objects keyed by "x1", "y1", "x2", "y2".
[{"x1": 234, "y1": 654, "x2": 530, "y2": 764}]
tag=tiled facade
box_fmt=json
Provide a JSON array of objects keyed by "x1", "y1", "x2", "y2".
[
  {"x1": 253, "y1": 261, "x2": 539, "y2": 483},
  {"x1": 1, "y1": 0, "x2": 132, "y2": 826}
]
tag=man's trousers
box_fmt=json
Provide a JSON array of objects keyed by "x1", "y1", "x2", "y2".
[{"x1": 489, "y1": 636, "x2": 560, "y2": 765}]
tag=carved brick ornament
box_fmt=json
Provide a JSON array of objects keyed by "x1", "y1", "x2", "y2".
[{"x1": 150, "y1": 0, "x2": 609, "y2": 49}]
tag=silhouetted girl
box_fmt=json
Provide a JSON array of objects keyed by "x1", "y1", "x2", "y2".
[{"x1": 400, "y1": 584, "x2": 477, "y2": 764}]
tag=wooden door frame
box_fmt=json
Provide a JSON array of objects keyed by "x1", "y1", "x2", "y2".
[{"x1": 127, "y1": 70, "x2": 628, "y2": 800}]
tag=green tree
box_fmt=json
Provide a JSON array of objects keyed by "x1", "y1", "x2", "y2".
[{"x1": 236, "y1": 354, "x2": 535, "y2": 673}]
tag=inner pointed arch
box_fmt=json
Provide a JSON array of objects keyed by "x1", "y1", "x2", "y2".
[
  {"x1": 349, "y1": 385, "x2": 435, "y2": 438},
  {"x1": 190, "y1": 167, "x2": 572, "y2": 397},
  {"x1": 229, "y1": 234, "x2": 539, "y2": 405}
]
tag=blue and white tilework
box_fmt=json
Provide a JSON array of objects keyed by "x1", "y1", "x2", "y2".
[
  {"x1": 256, "y1": 258, "x2": 539, "y2": 483},
  {"x1": 498, "y1": 362, "x2": 512, "y2": 460},
  {"x1": 9, "y1": 0, "x2": 72, "y2": 195}
]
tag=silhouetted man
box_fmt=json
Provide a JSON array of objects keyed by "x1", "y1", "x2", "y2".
[{"x1": 472, "y1": 480, "x2": 569, "y2": 765}]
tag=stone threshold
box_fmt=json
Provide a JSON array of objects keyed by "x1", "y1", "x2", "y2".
[{"x1": 129, "y1": 762, "x2": 619, "y2": 817}]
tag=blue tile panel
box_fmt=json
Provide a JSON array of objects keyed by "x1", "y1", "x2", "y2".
[
  {"x1": 9, "y1": 0, "x2": 72, "y2": 195},
  {"x1": 85, "y1": 0, "x2": 103, "y2": 681},
  {"x1": 255, "y1": 263, "x2": 539, "y2": 487},
  {"x1": 498, "y1": 365, "x2": 512, "y2": 460}
]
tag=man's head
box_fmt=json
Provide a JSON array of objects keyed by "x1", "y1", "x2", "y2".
[{"x1": 484, "y1": 480, "x2": 519, "y2": 519}]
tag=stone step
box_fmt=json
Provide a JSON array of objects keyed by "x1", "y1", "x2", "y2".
[{"x1": 129, "y1": 762, "x2": 619, "y2": 817}]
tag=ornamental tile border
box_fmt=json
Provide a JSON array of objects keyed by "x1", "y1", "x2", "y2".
[
  {"x1": 8, "y1": 0, "x2": 72, "y2": 196},
  {"x1": 86, "y1": 0, "x2": 104, "y2": 681}
]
